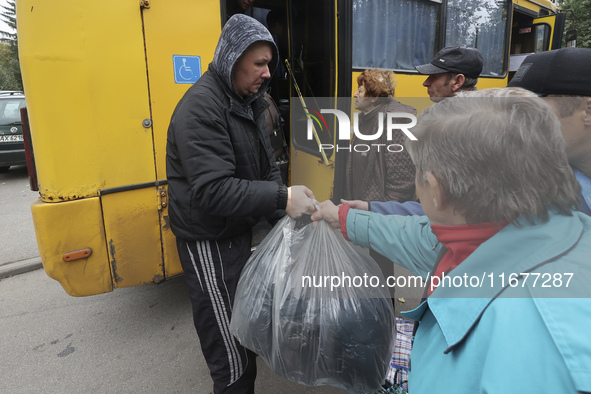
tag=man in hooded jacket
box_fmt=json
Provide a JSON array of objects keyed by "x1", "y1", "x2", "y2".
[{"x1": 166, "y1": 15, "x2": 315, "y2": 393}]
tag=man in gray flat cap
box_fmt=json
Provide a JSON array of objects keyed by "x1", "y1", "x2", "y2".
[{"x1": 415, "y1": 46, "x2": 484, "y2": 101}]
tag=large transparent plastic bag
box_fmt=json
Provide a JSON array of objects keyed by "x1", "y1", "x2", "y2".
[{"x1": 230, "y1": 215, "x2": 395, "y2": 393}]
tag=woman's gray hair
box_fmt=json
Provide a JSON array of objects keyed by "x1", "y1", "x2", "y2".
[
  {"x1": 407, "y1": 88, "x2": 581, "y2": 224},
  {"x1": 456, "y1": 87, "x2": 537, "y2": 98}
]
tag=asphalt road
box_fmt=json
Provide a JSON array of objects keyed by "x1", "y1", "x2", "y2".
[
  {"x1": 0, "y1": 268, "x2": 349, "y2": 394},
  {"x1": 0, "y1": 165, "x2": 39, "y2": 265}
]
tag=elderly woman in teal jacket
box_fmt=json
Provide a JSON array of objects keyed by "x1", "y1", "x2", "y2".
[{"x1": 312, "y1": 89, "x2": 591, "y2": 393}]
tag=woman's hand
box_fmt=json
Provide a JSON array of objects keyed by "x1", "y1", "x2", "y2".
[
  {"x1": 340, "y1": 199, "x2": 368, "y2": 211},
  {"x1": 310, "y1": 200, "x2": 341, "y2": 229}
]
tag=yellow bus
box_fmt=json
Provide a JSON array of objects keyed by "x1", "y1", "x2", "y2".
[{"x1": 17, "y1": 0, "x2": 564, "y2": 296}]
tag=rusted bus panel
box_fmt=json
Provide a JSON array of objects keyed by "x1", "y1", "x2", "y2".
[{"x1": 31, "y1": 197, "x2": 112, "y2": 297}]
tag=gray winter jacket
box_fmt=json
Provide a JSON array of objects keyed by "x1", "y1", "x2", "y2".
[{"x1": 166, "y1": 14, "x2": 286, "y2": 241}]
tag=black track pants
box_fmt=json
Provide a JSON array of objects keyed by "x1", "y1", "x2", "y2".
[{"x1": 176, "y1": 233, "x2": 257, "y2": 394}]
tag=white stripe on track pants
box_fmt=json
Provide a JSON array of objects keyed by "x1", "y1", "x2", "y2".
[{"x1": 176, "y1": 232, "x2": 256, "y2": 394}]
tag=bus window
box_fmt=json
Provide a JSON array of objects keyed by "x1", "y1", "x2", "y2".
[
  {"x1": 352, "y1": 0, "x2": 441, "y2": 71},
  {"x1": 535, "y1": 24, "x2": 551, "y2": 52},
  {"x1": 511, "y1": 24, "x2": 551, "y2": 54},
  {"x1": 445, "y1": 0, "x2": 510, "y2": 77}
]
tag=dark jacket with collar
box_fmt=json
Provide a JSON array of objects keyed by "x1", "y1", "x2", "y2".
[{"x1": 166, "y1": 15, "x2": 286, "y2": 241}]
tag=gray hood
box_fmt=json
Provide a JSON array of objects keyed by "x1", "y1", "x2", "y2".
[{"x1": 211, "y1": 14, "x2": 278, "y2": 103}]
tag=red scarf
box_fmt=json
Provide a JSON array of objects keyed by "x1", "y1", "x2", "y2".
[
  {"x1": 338, "y1": 204, "x2": 508, "y2": 296},
  {"x1": 427, "y1": 221, "x2": 508, "y2": 296}
]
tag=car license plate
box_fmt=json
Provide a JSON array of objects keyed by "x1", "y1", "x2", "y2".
[{"x1": 0, "y1": 135, "x2": 23, "y2": 142}]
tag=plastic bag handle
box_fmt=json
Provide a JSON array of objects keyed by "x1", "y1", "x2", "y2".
[{"x1": 310, "y1": 198, "x2": 321, "y2": 212}]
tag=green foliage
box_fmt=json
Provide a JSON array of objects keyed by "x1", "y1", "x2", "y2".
[
  {"x1": 0, "y1": 0, "x2": 22, "y2": 90},
  {"x1": 560, "y1": 0, "x2": 591, "y2": 48}
]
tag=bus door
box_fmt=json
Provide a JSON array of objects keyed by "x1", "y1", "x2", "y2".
[
  {"x1": 287, "y1": 0, "x2": 342, "y2": 201},
  {"x1": 509, "y1": 8, "x2": 565, "y2": 78},
  {"x1": 139, "y1": 1, "x2": 223, "y2": 282},
  {"x1": 235, "y1": 0, "x2": 343, "y2": 202}
]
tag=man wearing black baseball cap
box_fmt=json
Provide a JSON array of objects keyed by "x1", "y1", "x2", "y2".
[
  {"x1": 508, "y1": 47, "x2": 591, "y2": 216},
  {"x1": 415, "y1": 46, "x2": 484, "y2": 102}
]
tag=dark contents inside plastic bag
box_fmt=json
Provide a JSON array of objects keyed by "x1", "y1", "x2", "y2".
[{"x1": 230, "y1": 216, "x2": 395, "y2": 393}]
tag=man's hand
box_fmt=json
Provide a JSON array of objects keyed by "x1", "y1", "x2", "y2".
[
  {"x1": 310, "y1": 200, "x2": 340, "y2": 229},
  {"x1": 286, "y1": 186, "x2": 316, "y2": 218},
  {"x1": 340, "y1": 199, "x2": 369, "y2": 211}
]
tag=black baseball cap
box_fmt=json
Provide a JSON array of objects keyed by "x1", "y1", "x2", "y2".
[
  {"x1": 507, "y1": 48, "x2": 591, "y2": 96},
  {"x1": 415, "y1": 46, "x2": 484, "y2": 79}
]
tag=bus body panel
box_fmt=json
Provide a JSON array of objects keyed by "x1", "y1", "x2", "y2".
[
  {"x1": 101, "y1": 188, "x2": 166, "y2": 288},
  {"x1": 514, "y1": 0, "x2": 558, "y2": 14},
  {"x1": 18, "y1": 0, "x2": 155, "y2": 201},
  {"x1": 17, "y1": 0, "x2": 200, "y2": 295},
  {"x1": 31, "y1": 197, "x2": 112, "y2": 297},
  {"x1": 161, "y1": 186, "x2": 183, "y2": 280},
  {"x1": 289, "y1": 147, "x2": 335, "y2": 203}
]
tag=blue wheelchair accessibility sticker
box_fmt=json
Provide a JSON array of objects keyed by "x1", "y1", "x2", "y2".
[{"x1": 173, "y1": 55, "x2": 201, "y2": 84}]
